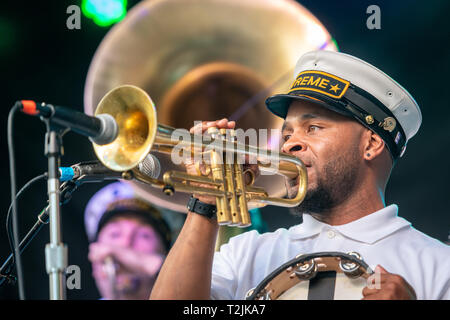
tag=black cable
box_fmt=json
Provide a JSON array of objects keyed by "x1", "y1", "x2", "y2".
[
  {"x1": 2, "y1": 179, "x2": 82, "y2": 289},
  {"x1": 7, "y1": 103, "x2": 26, "y2": 300},
  {"x1": 6, "y1": 173, "x2": 48, "y2": 271}
]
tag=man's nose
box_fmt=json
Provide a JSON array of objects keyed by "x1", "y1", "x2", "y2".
[
  {"x1": 281, "y1": 137, "x2": 307, "y2": 155},
  {"x1": 115, "y1": 235, "x2": 133, "y2": 248}
]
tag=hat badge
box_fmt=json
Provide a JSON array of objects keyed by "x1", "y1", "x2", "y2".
[{"x1": 379, "y1": 117, "x2": 396, "y2": 132}]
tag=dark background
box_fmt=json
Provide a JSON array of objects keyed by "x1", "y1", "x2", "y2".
[{"x1": 0, "y1": 0, "x2": 449, "y2": 299}]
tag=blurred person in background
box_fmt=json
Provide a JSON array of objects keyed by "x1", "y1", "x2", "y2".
[{"x1": 84, "y1": 181, "x2": 172, "y2": 300}]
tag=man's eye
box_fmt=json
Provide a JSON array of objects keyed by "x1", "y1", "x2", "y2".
[
  {"x1": 282, "y1": 135, "x2": 291, "y2": 142},
  {"x1": 109, "y1": 231, "x2": 121, "y2": 238},
  {"x1": 137, "y1": 232, "x2": 151, "y2": 240},
  {"x1": 308, "y1": 125, "x2": 320, "y2": 133}
]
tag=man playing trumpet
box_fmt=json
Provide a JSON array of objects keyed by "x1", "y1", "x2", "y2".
[{"x1": 150, "y1": 50, "x2": 450, "y2": 300}]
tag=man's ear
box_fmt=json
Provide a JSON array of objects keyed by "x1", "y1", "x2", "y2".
[{"x1": 363, "y1": 130, "x2": 385, "y2": 161}]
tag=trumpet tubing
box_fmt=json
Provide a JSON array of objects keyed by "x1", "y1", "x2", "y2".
[{"x1": 92, "y1": 85, "x2": 307, "y2": 227}]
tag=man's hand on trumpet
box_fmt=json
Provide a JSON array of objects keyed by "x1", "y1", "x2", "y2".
[{"x1": 186, "y1": 118, "x2": 259, "y2": 206}]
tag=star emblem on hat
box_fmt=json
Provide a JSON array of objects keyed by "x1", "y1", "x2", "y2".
[{"x1": 329, "y1": 83, "x2": 340, "y2": 93}]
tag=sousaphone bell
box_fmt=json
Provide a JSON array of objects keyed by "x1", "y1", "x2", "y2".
[{"x1": 84, "y1": 0, "x2": 337, "y2": 214}]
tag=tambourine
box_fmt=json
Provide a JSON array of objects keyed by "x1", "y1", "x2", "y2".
[{"x1": 245, "y1": 252, "x2": 373, "y2": 300}]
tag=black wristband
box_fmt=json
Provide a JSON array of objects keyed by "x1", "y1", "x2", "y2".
[{"x1": 187, "y1": 196, "x2": 217, "y2": 219}]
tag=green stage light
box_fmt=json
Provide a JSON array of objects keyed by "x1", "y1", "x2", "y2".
[{"x1": 82, "y1": 0, "x2": 127, "y2": 27}]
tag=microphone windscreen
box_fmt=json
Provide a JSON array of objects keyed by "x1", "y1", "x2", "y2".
[{"x1": 138, "y1": 154, "x2": 161, "y2": 179}]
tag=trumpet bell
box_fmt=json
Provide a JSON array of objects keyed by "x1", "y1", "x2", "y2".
[{"x1": 93, "y1": 85, "x2": 158, "y2": 171}]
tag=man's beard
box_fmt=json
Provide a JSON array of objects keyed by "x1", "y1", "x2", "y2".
[{"x1": 291, "y1": 149, "x2": 359, "y2": 216}]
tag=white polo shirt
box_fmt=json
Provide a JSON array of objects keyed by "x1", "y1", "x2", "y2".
[{"x1": 211, "y1": 204, "x2": 450, "y2": 300}]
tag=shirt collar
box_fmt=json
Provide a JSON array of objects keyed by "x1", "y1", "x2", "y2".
[{"x1": 288, "y1": 204, "x2": 411, "y2": 244}]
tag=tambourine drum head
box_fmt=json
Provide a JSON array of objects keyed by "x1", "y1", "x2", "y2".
[
  {"x1": 278, "y1": 271, "x2": 368, "y2": 300},
  {"x1": 246, "y1": 252, "x2": 373, "y2": 300}
]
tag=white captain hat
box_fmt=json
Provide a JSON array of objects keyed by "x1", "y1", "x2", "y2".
[{"x1": 266, "y1": 50, "x2": 422, "y2": 159}]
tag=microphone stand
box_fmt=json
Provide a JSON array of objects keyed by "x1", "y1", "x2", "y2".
[
  {"x1": 0, "y1": 180, "x2": 80, "y2": 288},
  {"x1": 42, "y1": 119, "x2": 68, "y2": 300},
  {"x1": 14, "y1": 98, "x2": 118, "y2": 299}
]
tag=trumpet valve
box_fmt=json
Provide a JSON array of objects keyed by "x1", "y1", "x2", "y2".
[{"x1": 207, "y1": 126, "x2": 220, "y2": 139}]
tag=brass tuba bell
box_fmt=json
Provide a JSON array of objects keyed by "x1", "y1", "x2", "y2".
[{"x1": 84, "y1": 0, "x2": 337, "y2": 212}]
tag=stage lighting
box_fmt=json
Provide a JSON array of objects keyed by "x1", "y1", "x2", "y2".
[{"x1": 82, "y1": 0, "x2": 127, "y2": 27}]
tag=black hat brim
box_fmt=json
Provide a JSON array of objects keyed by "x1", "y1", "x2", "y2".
[{"x1": 265, "y1": 93, "x2": 354, "y2": 120}]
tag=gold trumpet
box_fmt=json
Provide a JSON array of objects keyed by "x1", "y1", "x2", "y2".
[{"x1": 93, "y1": 85, "x2": 307, "y2": 227}]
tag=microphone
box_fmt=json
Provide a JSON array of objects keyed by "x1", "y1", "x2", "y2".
[
  {"x1": 59, "y1": 154, "x2": 161, "y2": 182},
  {"x1": 103, "y1": 256, "x2": 118, "y2": 278},
  {"x1": 16, "y1": 100, "x2": 118, "y2": 145},
  {"x1": 103, "y1": 256, "x2": 119, "y2": 299},
  {"x1": 137, "y1": 153, "x2": 161, "y2": 179}
]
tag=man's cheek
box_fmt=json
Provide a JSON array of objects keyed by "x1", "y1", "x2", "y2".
[
  {"x1": 306, "y1": 167, "x2": 318, "y2": 190},
  {"x1": 133, "y1": 242, "x2": 156, "y2": 253}
]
